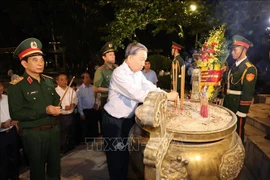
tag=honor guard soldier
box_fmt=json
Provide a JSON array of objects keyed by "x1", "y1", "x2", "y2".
[
  {"x1": 93, "y1": 42, "x2": 118, "y2": 108},
  {"x1": 8, "y1": 38, "x2": 61, "y2": 180},
  {"x1": 171, "y1": 41, "x2": 185, "y2": 92},
  {"x1": 223, "y1": 35, "x2": 257, "y2": 142}
]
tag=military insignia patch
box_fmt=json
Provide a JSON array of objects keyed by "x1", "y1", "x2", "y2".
[
  {"x1": 27, "y1": 77, "x2": 33, "y2": 84},
  {"x1": 30, "y1": 41, "x2": 37, "y2": 48},
  {"x1": 109, "y1": 43, "x2": 112, "y2": 48},
  {"x1": 246, "y1": 73, "x2": 255, "y2": 82}
]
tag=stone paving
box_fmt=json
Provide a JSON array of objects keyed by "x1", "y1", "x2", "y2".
[
  {"x1": 19, "y1": 144, "x2": 110, "y2": 180},
  {"x1": 19, "y1": 140, "x2": 254, "y2": 180}
]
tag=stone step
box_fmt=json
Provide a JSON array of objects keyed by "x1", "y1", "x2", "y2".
[
  {"x1": 246, "y1": 103, "x2": 270, "y2": 138},
  {"x1": 243, "y1": 123, "x2": 270, "y2": 180},
  {"x1": 236, "y1": 165, "x2": 255, "y2": 180},
  {"x1": 253, "y1": 94, "x2": 270, "y2": 104}
]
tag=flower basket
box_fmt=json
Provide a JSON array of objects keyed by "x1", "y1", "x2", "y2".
[{"x1": 195, "y1": 24, "x2": 229, "y2": 100}]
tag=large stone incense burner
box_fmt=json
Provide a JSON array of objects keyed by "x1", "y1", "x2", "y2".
[{"x1": 129, "y1": 92, "x2": 244, "y2": 180}]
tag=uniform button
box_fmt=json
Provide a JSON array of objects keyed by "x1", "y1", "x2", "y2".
[
  {"x1": 52, "y1": 93, "x2": 54, "y2": 95},
  {"x1": 33, "y1": 97, "x2": 36, "y2": 100}
]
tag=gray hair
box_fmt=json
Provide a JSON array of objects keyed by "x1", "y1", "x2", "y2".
[{"x1": 125, "y1": 42, "x2": 148, "y2": 58}]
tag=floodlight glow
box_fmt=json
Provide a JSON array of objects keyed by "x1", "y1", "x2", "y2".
[{"x1": 190, "y1": 4, "x2": 197, "y2": 11}]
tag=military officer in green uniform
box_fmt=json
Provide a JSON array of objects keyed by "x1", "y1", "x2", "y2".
[
  {"x1": 8, "y1": 38, "x2": 61, "y2": 180},
  {"x1": 171, "y1": 41, "x2": 185, "y2": 93},
  {"x1": 93, "y1": 42, "x2": 117, "y2": 107},
  {"x1": 223, "y1": 35, "x2": 257, "y2": 142}
]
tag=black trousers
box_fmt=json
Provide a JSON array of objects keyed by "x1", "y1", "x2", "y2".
[
  {"x1": 0, "y1": 127, "x2": 19, "y2": 180},
  {"x1": 59, "y1": 114, "x2": 74, "y2": 152},
  {"x1": 81, "y1": 109, "x2": 99, "y2": 142},
  {"x1": 236, "y1": 116, "x2": 246, "y2": 142},
  {"x1": 102, "y1": 110, "x2": 134, "y2": 180}
]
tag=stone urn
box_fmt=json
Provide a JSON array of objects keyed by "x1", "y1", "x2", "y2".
[{"x1": 129, "y1": 92, "x2": 244, "y2": 180}]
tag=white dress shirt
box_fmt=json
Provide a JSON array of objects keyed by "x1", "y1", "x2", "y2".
[
  {"x1": 104, "y1": 61, "x2": 163, "y2": 118},
  {"x1": 0, "y1": 94, "x2": 13, "y2": 132},
  {"x1": 235, "y1": 56, "x2": 247, "y2": 67},
  {"x1": 55, "y1": 86, "x2": 78, "y2": 115}
]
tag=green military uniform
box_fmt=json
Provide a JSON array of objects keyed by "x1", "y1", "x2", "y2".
[
  {"x1": 171, "y1": 41, "x2": 185, "y2": 93},
  {"x1": 94, "y1": 63, "x2": 117, "y2": 106},
  {"x1": 223, "y1": 35, "x2": 257, "y2": 141},
  {"x1": 8, "y1": 38, "x2": 61, "y2": 180},
  {"x1": 93, "y1": 42, "x2": 117, "y2": 107}
]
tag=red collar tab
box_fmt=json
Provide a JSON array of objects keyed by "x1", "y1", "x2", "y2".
[{"x1": 27, "y1": 76, "x2": 33, "y2": 84}]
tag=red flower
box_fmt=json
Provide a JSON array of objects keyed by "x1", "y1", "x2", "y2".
[
  {"x1": 212, "y1": 42, "x2": 217, "y2": 47},
  {"x1": 208, "y1": 48, "x2": 214, "y2": 53}
]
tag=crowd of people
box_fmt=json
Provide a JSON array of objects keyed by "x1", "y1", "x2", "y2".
[{"x1": 0, "y1": 34, "x2": 258, "y2": 180}]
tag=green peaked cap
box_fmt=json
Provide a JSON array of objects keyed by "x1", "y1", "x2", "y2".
[
  {"x1": 231, "y1": 35, "x2": 253, "y2": 49},
  {"x1": 13, "y1": 37, "x2": 43, "y2": 60},
  {"x1": 172, "y1": 41, "x2": 184, "y2": 50},
  {"x1": 100, "y1": 42, "x2": 115, "y2": 55}
]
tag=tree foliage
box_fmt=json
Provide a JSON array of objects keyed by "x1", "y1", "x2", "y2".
[
  {"x1": 0, "y1": 0, "x2": 107, "y2": 71},
  {"x1": 148, "y1": 54, "x2": 171, "y2": 71},
  {"x1": 100, "y1": 0, "x2": 217, "y2": 49}
]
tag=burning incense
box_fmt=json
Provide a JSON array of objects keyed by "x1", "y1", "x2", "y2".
[{"x1": 180, "y1": 65, "x2": 185, "y2": 109}]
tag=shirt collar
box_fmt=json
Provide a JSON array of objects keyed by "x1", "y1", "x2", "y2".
[
  {"x1": 103, "y1": 63, "x2": 116, "y2": 71},
  {"x1": 82, "y1": 83, "x2": 92, "y2": 88},
  {"x1": 143, "y1": 69, "x2": 150, "y2": 73},
  {"x1": 23, "y1": 72, "x2": 43, "y2": 84},
  {"x1": 56, "y1": 85, "x2": 67, "y2": 91},
  {"x1": 235, "y1": 56, "x2": 247, "y2": 67},
  {"x1": 123, "y1": 61, "x2": 134, "y2": 75}
]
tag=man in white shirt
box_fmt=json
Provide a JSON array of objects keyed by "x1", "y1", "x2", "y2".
[
  {"x1": 55, "y1": 73, "x2": 78, "y2": 153},
  {"x1": 0, "y1": 81, "x2": 19, "y2": 180},
  {"x1": 103, "y1": 43, "x2": 178, "y2": 180}
]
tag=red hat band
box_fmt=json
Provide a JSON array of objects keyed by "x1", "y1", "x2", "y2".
[
  {"x1": 18, "y1": 48, "x2": 43, "y2": 61},
  {"x1": 172, "y1": 45, "x2": 181, "y2": 50},
  {"x1": 234, "y1": 40, "x2": 249, "y2": 49}
]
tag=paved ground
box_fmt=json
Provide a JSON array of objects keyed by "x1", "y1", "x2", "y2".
[
  {"x1": 20, "y1": 143, "x2": 110, "y2": 180},
  {"x1": 19, "y1": 141, "x2": 252, "y2": 180}
]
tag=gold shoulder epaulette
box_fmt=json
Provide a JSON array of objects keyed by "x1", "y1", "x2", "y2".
[
  {"x1": 245, "y1": 62, "x2": 252, "y2": 68},
  {"x1": 41, "y1": 74, "x2": 53, "y2": 79},
  {"x1": 98, "y1": 65, "x2": 104, "y2": 70},
  {"x1": 10, "y1": 76, "x2": 24, "y2": 85}
]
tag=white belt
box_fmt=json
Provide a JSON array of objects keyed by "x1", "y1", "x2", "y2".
[{"x1": 227, "y1": 89, "x2": 242, "y2": 95}]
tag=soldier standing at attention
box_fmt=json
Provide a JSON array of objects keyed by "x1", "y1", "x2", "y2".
[
  {"x1": 171, "y1": 41, "x2": 185, "y2": 93},
  {"x1": 172, "y1": 41, "x2": 185, "y2": 67},
  {"x1": 93, "y1": 42, "x2": 117, "y2": 108},
  {"x1": 8, "y1": 38, "x2": 61, "y2": 180},
  {"x1": 223, "y1": 35, "x2": 257, "y2": 142}
]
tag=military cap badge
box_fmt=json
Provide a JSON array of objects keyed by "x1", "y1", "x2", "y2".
[{"x1": 100, "y1": 42, "x2": 115, "y2": 55}]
